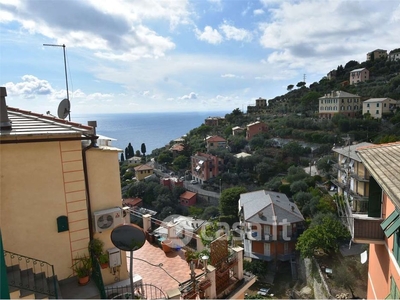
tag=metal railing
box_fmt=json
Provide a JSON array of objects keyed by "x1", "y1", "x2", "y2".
[
  {"x1": 91, "y1": 253, "x2": 107, "y2": 299},
  {"x1": 105, "y1": 283, "x2": 167, "y2": 299},
  {"x1": 3, "y1": 250, "x2": 58, "y2": 298}
]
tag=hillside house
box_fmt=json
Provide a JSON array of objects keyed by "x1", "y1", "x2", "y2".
[
  {"x1": 134, "y1": 164, "x2": 154, "y2": 181},
  {"x1": 350, "y1": 68, "x2": 369, "y2": 85},
  {"x1": 388, "y1": 49, "x2": 400, "y2": 61},
  {"x1": 204, "y1": 116, "x2": 225, "y2": 126},
  {"x1": 239, "y1": 190, "x2": 304, "y2": 262},
  {"x1": 247, "y1": 97, "x2": 268, "y2": 114},
  {"x1": 206, "y1": 135, "x2": 227, "y2": 152},
  {"x1": 191, "y1": 152, "x2": 223, "y2": 184},
  {"x1": 362, "y1": 98, "x2": 398, "y2": 119},
  {"x1": 318, "y1": 90, "x2": 361, "y2": 119},
  {"x1": 179, "y1": 191, "x2": 197, "y2": 206},
  {"x1": 367, "y1": 49, "x2": 388, "y2": 61},
  {"x1": 232, "y1": 126, "x2": 244, "y2": 136},
  {"x1": 246, "y1": 121, "x2": 268, "y2": 140}
]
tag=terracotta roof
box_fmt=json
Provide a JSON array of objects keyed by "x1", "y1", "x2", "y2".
[
  {"x1": 206, "y1": 135, "x2": 226, "y2": 142},
  {"x1": 180, "y1": 191, "x2": 196, "y2": 200},
  {"x1": 356, "y1": 142, "x2": 400, "y2": 208},
  {"x1": 134, "y1": 164, "x2": 153, "y2": 171},
  {"x1": 319, "y1": 90, "x2": 360, "y2": 99},
  {"x1": 1, "y1": 106, "x2": 94, "y2": 138},
  {"x1": 123, "y1": 197, "x2": 143, "y2": 206},
  {"x1": 170, "y1": 143, "x2": 184, "y2": 151}
]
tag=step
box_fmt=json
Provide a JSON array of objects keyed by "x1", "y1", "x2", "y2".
[
  {"x1": 34, "y1": 272, "x2": 49, "y2": 299},
  {"x1": 20, "y1": 268, "x2": 35, "y2": 298},
  {"x1": 7, "y1": 264, "x2": 22, "y2": 287}
]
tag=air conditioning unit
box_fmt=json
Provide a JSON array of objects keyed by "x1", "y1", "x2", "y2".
[{"x1": 93, "y1": 207, "x2": 123, "y2": 233}]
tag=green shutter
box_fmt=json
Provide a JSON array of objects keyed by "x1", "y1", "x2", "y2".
[
  {"x1": 381, "y1": 210, "x2": 400, "y2": 238},
  {"x1": 368, "y1": 177, "x2": 382, "y2": 218}
]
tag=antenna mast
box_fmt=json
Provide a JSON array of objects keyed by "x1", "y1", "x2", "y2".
[{"x1": 43, "y1": 43, "x2": 70, "y2": 121}]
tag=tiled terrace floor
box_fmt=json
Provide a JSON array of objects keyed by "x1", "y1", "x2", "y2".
[{"x1": 127, "y1": 241, "x2": 203, "y2": 293}]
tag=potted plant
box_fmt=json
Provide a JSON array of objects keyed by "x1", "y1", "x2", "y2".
[
  {"x1": 71, "y1": 254, "x2": 92, "y2": 285},
  {"x1": 98, "y1": 252, "x2": 109, "y2": 269}
]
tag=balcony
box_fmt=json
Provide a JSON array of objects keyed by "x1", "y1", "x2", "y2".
[
  {"x1": 246, "y1": 231, "x2": 299, "y2": 242},
  {"x1": 352, "y1": 216, "x2": 385, "y2": 244},
  {"x1": 350, "y1": 172, "x2": 369, "y2": 182},
  {"x1": 331, "y1": 178, "x2": 346, "y2": 190}
]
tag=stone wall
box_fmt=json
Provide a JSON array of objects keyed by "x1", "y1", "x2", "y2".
[{"x1": 297, "y1": 256, "x2": 333, "y2": 299}]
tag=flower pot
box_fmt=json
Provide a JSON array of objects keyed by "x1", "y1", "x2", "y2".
[
  {"x1": 161, "y1": 240, "x2": 173, "y2": 253},
  {"x1": 78, "y1": 275, "x2": 90, "y2": 286},
  {"x1": 100, "y1": 262, "x2": 108, "y2": 269}
]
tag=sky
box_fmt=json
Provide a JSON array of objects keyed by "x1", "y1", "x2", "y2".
[{"x1": 1, "y1": 0, "x2": 399, "y2": 115}]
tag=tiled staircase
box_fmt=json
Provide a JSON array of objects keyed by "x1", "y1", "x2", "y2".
[{"x1": 4, "y1": 251, "x2": 62, "y2": 299}]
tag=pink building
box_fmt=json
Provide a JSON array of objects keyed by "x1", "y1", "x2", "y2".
[
  {"x1": 191, "y1": 152, "x2": 223, "y2": 184},
  {"x1": 356, "y1": 142, "x2": 400, "y2": 299},
  {"x1": 246, "y1": 121, "x2": 267, "y2": 140},
  {"x1": 350, "y1": 68, "x2": 369, "y2": 85},
  {"x1": 206, "y1": 135, "x2": 226, "y2": 152}
]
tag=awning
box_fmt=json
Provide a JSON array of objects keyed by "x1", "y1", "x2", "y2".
[{"x1": 381, "y1": 210, "x2": 400, "y2": 238}]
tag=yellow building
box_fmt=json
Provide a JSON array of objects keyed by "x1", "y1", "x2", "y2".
[
  {"x1": 134, "y1": 164, "x2": 154, "y2": 181},
  {"x1": 0, "y1": 87, "x2": 129, "y2": 298}
]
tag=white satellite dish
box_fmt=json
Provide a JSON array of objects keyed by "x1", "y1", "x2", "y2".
[{"x1": 57, "y1": 98, "x2": 70, "y2": 119}]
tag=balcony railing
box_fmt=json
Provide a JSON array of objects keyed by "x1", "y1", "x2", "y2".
[
  {"x1": 353, "y1": 217, "x2": 385, "y2": 243},
  {"x1": 350, "y1": 172, "x2": 369, "y2": 182},
  {"x1": 104, "y1": 283, "x2": 167, "y2": 299},
  {"x1": 247, "y1": 231, "x2": 299, "y2": 242},
  {"x1": 331, "y1": 178, "x2": 346, "y2": 189}
]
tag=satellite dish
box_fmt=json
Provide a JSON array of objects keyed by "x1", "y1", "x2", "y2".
[{"x1": 57, "y1": 98, "x2": 70, "y2": 119}]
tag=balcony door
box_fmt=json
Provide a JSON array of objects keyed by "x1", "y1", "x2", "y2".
[
  {"x1": 264, "y1": 243, "x2": 270, "y2": 256},
  {"x1": 284, "y1": 242, "x2": 289, "y2": 254}
]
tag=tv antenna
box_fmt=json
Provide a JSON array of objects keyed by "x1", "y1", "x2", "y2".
[{"x1": 43, "y1": 43, "x2": 71, "y2": 120}]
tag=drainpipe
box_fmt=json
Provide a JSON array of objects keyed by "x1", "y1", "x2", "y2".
[{"x1": 82, "y1": 121, "x2": 98, "y2": 241}]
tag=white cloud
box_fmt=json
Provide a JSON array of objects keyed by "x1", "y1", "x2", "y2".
[
  {"x1": 219, "y1": 22, "x2": 253, "y2": 42},
  {"x1": 221, "y1": 74, "x2": 244, "y2": 78},
  {"x1": 181, "y1": 92, "x2": 198, "y2": 100},
  {"x1": 5, "y1": 75, "x2": 53, "y2": 98},
  {"x1": 1, "y1": 0, "x2": 187, "y2": 61},
  {"x1": 195, "y1": 26, "x2": 223, "y2": 44},
  {"x1": 253, "y1": 9, "x2": 264, "y2": 15},
  {"x1": 257, "y1": 0, "x2": 400, "y2": 73}
]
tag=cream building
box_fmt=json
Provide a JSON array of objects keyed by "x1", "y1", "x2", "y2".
[
  {"x1": 362, "y1": 97, "x2": 398, "y2": 119},
  {"x1": 318, "y1": 90, "x2": 361, "y2": 119},
  {"x1": 0, "y1": 87, "x2": 129, "y2": 298}
]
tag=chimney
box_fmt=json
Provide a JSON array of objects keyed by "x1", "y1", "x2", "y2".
[{"x1": 0, "y1": 87, "x2": 12, "y2": 130}]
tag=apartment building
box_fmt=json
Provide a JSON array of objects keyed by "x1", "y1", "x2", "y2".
[
  {"x1": 367, "y1": 49, "x2": 388, "y2": 61},
  {"x1": 388, "y1": 49, "x2": 400, "y2": 61},
  {"x1": 0, "y1": 87, "x2": 129, "y2": 298},
  {"x1": 356, "y1": 142, "x2": 400, "y2": 299},
  {"x1": 331, "y1": 142, "x2": 376, "y2": 243},
  {"x1": 204, "y1": 116, "x2": 225, "y2": 126},
  {"x1": 363, "y1": 97, "x2": 398, "y2": 119},
  {"x1": 239, "y1": 190, "x2": 304, "y2": 262},
  {"x1": 191, "y1": 152, "x2": 223, "y2": 184},
  {"x1": 350, "y1": 68, "x2": 370, "y2": 85},
  {"x1": 246, "y1": 121, "x2": 268, "y2": 140},
  {"x1": 318, "y1": 90, "x2": 361, "y2": 119}
]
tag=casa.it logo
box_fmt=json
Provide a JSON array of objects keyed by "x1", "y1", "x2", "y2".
[{"x1": 160, "y1": 215, "x2": 294, "y2": 248}]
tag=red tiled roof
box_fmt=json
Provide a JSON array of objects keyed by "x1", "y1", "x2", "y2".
[
  {"x1": 134, "y1": 164, "x2": 153, "y2": 171},
  {"x1": 180, "y1": 191, "x2": 196, "y2": 200},
  {"x1": 206, "y1": 135, "x2": 226, "y2": 142},
  {"x1": 170, "y1": 143, "x2": 184, "y2": 151},
  {"x1": 123, "y1": 197, "x2": 143, "y2": 206}
]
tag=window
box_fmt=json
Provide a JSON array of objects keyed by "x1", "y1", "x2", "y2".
[
  {"x1": 377, "y1": 103, "x2": 380, "y2": 107},
  {"x1": 376, "y1": 110, "x2": 380, "y2": 114},
  {"x1": 367, "y1": 103, "x2": 370, "y2": 107},
  {"x1": 384, "y1": 103, "x2": 387, "y2": 107},
  {"x1": 393, "y1": 231, "x2": 400, "y2": 267}
]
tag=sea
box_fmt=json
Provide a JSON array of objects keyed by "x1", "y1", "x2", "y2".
[{"x1": 73, "y1": 111, "x2": 230, "y2": 154}]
